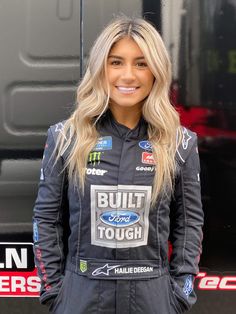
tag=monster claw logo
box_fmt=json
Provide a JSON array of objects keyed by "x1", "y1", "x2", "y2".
[
  {"x1": 88, "y1": 152, "x2": 102, "y2": 165},
  {"x1": 92, "y1": 264, "x2": 120, "y2": 276}
]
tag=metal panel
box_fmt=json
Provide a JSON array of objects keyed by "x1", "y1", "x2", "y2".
[{"x1": 0, "y1": 0, "x2": 80, "y2": 150}]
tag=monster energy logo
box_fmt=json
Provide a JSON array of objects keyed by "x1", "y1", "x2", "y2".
[{"x1": 89, "y1": 152, "x2": 102, "y2": 165}]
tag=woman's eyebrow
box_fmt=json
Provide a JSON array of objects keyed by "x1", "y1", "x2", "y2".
[
  {"x1": 108, "y1": 55, "x2": 123, "y2": 59},
  {"x1": 108, "y1": 55, "x2": 145, "y2": 60}
]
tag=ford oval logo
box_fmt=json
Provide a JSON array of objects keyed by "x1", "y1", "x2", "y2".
[
  {"x1": 139, "y1": 140, "x2": 152, "y2": 151},
  {"x1": 100, "y1": 211, "x2": 140, "y2": 227}
]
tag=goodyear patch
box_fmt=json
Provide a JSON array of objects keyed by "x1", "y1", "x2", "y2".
[
  {"x1": 183, "y1": 275, "x2": 193, "y2": 297},
  {"x1": 93, "y1": 136, "x2": 112, "y2": 151}
]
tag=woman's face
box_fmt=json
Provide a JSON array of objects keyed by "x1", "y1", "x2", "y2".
[{"x1": 106, "y1": 37, "x2": 155, "y2": 112}]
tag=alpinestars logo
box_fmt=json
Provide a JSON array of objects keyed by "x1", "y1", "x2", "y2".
[
  {"x1": 92, "y1": 264, "x2": 120, "y2": 276},
  {"x1": 182, "y1": 127, "x2": 192, "y2": 150},
  {"x1": 55, "y1": 122, "x2": 64, "y2": 133},
  {"x1": 91, "y1": 185, "x2": 152, "y2": 248},
  {"x1": 54, "y1": 122, "x2": 67, "y2": 139}
]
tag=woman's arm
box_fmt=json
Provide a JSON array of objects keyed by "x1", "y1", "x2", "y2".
[
  {"x1": 169, "y1": 130, "x2": 204, "y2": 310},
  {"x1": 33, "y1": 125, "x2": 68, "y2": 305}
]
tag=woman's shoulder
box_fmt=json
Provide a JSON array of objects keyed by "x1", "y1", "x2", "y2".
[
  {"x1": 179, "y1": 125, "x2": 197, "y2": 145},
  {"x1": 47, "y1": 120, "x2": 69, "y2": 142},
  {"x1": 176, "y1": 126, "x2": 198, "y2": 165},
  {"x1": 50, "y1": 120, "x2": 67, "y2": 134}
]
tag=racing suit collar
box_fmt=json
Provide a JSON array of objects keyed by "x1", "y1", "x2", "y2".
[{"x1": 98, "y1": 109, "x2": 148, "y2": 140}]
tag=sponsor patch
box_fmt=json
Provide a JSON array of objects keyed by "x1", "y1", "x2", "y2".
[
  {"x1": 80, "y1": 260, "x2": 88, "y2": 273},
  {"x1": 93, "y1": 136, "x2": 112, "y2": 151},
  {"x1": 91, "y1": 185, "x2": 152, "y2": 248},
  {"x1": 142, "y1": 152, "x2": 155, "y2": 165},
  {"x1": 35, "y1": 247, "x2": 50, "y2": 289},
  {"x1": 100, "y1": 210, "x2": 140, "y2": 227},
  {"x1": 55, "y1": 122, "x2": 64, "y2": 132},
  {"x1": 92, "y1": 264, "x2": 120, "y2": 276},
  {"x1": 33, "y1": 221, "x2": 39, "y2": 242},
  {"x1": 88, "y1": 152, "x2": 102, "y2": 166},
  {"x1": 183, "y1": 275, "x2": 193, "y2": 297},
  {"x1": 136, "y1": 166, "x2": 155, "y2": 172},
  {"x1": 86, "y1": 168, "x2": 107, "y2": 176},
  {"x1": 182, "y1": 127, "x2": 192, "y2": 150},
  {"x1": 55, "y1": 122, "x2": 67, "y2": 139},
  {"x1": 114, "y1": 266, "x2": 153, "y2": 275},
  {"x1": 40, "y1": 168, "x2": 44, "y2": 181},
  {"x1": 139, "y1": 140, "x2": 152, "y2": 151},
  {"x1": 91, "y1": 264, "x2": 154, "y2": 277}
]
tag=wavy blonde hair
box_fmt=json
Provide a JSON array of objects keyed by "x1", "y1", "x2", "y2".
[{"x1": 56, "y1": 15, "x2": 182, "y2": 205}]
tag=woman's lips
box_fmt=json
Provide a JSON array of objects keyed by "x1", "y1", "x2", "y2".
[{"x1": 116, "y1": 86, "x2": 139, "y2": 94}]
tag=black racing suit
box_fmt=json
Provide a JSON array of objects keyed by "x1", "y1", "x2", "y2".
[{"x1": 33, "y1": 111, "x2": 204, "y2": 313}]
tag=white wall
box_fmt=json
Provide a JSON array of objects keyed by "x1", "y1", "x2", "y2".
[{"x1": 161, "y1": 0, "x2": 184, "y2": 79}]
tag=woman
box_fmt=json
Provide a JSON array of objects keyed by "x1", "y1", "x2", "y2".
[{"x1": 33, "y1": 16, "x2": 204, "y2": 314}]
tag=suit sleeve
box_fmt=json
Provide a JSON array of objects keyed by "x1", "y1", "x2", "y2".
[
  {"x1": 33, "y1": 127, "x2": 67, "y2": 305},
  {"x1": 169, "y1": 133, "x2": 204, "y2": 310}
]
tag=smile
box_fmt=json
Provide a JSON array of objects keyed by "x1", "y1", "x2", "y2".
[{"x1": 116, "y1": 87, "x2": 139, "y2": 94}]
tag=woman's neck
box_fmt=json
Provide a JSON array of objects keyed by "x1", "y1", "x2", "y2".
[{"x1": 109, "y1": 105, "x2": 142, "y2": 129}]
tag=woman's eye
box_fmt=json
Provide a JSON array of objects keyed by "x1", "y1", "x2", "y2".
[
  {"x1": 136, "y1": 62, "x2": 148, "y2": 67},
  {"x1": 111, "y1": 60, "x2": 122, "y2": 66}
]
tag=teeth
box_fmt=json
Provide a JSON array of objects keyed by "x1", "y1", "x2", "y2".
[{"x1": 117, "y1": 87, "x2": 136, "y2": 91}]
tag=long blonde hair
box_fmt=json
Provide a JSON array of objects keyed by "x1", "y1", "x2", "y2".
[{"x1": 56, "y1": 16, "x2": 181, "y2": 205}]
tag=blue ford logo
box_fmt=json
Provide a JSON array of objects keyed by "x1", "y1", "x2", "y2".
[
  {"x1": 139, "y1": 140, "x2": 152, "y2": 151},
  {"x1": 100, "y1": 211, "x2": 140, "y2": 227}
]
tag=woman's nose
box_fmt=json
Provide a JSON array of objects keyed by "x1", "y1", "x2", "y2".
[{"x1": 121, "y1": 64, "x2": 135, "y2": 80}]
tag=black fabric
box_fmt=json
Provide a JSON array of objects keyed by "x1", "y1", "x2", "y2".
[{"x1": 33, "y1": 113, "x2": 203, "y2": 313}]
